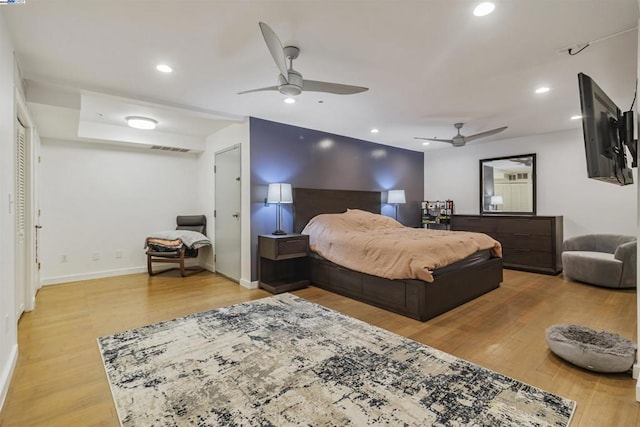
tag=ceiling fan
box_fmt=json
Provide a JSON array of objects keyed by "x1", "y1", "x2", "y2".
[
  {"x1": 238, "y1": 22, "x2": 369, "y2": 97},
  {"x1": 414, "y1": 123, "x2": 508, "y2": 147}
]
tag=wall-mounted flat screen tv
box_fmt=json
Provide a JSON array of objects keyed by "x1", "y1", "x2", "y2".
[{"x1": 577, "y1": 72, "x2": 635, "y2": 186}]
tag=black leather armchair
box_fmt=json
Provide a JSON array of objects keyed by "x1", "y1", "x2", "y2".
[{"x1": 146, "y1": 215, "x2": 209, "y2": 277}]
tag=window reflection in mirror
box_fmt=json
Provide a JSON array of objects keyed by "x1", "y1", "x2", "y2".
[{"x1": 480, "y1": 154, "x2": 536, "y2": 215}]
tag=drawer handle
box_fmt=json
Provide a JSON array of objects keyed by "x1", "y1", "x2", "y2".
[
  {"x1": 514, "y1": 233, "x2": 532, "y2": 237},
  {"x1": 514, "y1": 248, "x2": 532, "y2": 252},
  {"x1": 284, "y1": 240, "x2": 302, "y2": 244}
]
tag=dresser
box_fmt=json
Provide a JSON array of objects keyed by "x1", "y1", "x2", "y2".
[{"x1": 451, "y1": 215, "x2": 563, "y2": 275}]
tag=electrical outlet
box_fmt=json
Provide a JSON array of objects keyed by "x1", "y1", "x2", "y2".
[
  {"x1": 61, "y1": 254, "x2": 68, "y2": 263},
  {"x1": 92, "y1": 252, "x2": 100, "y2": 261},
  {"x1": 115, "y1": 250, "x2": 123, "y2": 259}
]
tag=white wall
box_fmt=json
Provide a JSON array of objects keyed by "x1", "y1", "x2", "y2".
[
  {"x1": 424, "y1": 128, "x2": 638, "y2": 238},
  {"x1": 635, "y1": 10, "x2": 640, "y2": 402},
  {"x1": 0, "y1": 9, "x2": 18, "y2": 412},
  {"x1": 39, "y1": 140, "x2": 201, "y2": 284},
  {"x1": 196, "y1": 121, "x2": 251, "y2": 286}
]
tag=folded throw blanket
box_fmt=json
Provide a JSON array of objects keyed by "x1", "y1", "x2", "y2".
[
  {"x1": 145, "y1": 230, "x2": 211, "y2": 250},
  {"x1": 147, "y1": 238, "x2": 182, "y2": 248}
]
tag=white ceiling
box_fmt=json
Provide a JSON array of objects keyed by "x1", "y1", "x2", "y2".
[{"x1": 3, "y1": 0, "x2": 638, "y2": 152}]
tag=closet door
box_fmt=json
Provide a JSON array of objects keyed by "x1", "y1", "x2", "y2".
[{"x1": 15, "y1": 118, "x2": 26, "y2": 318}]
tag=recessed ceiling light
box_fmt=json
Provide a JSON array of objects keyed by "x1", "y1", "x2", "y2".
[
  {"x1": 284, "y1": 97, "x2": 296, "y2": 104},
  {"x1": 473, "y1": 2, "x2": 495, "y2": 17},
  {"x1": 570, "y1": 115, "x2": 582, "y2": 120},
  {"x1": 422, "y1": 142, "x2": 430, "y2": 146},
  {"x1": 535, "y1": 86, "x2": 550, "y2": 94},
  {"x1": 370, "y1": 128, "x2": 379, "y2": 134},
  {"x1": 126, "y1": 116, "x2": 157, "y2": 130},
  {"x1": 156, "y1": 64, "x2": 173, "y2": 73}
]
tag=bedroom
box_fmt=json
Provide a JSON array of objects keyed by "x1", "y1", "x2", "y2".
[{"x1": 0, "y1": 1, "x2": 639, "y2": 425}]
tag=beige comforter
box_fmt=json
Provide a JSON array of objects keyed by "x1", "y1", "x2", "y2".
[{"x1": 302, "y1": 209, "x2": 502, "y2": 283}]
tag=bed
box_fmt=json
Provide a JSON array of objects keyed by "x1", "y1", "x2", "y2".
[{"x1": 293, "y1": 188, "x2": 503, "y2": 321}]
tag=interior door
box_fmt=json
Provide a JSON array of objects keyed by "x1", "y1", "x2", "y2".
[
  {"x1": 214, "y1": 145, "x2": 241, "y2": 281},
  {"x1": 15, "y1": 118, "x2": 26, "y2": 318}
]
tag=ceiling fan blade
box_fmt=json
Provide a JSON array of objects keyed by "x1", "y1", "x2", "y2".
[
  {"x1": 464, "y1": 126, "x2": 508, "y2": 143},
  {"x1": 237, "y1": 86, "x2": 279, "y2": 95},
  {"x1": 258, "y1": 22, "x2": 289, "y2": 83},
  {"x1": 413, "y1": 137, "x2": 454, "y2": 144},
  {"x1": 303, "y1": 80, "x2": 369, "y2": 95}
]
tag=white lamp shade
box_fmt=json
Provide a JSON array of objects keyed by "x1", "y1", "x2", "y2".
[
  {"x1": 267, "y1": 183, "x2": 293, "y2": 204},
  {"x1": 491, "y1": 195, "x2": 503, "y2": 205},
  {"x1": 388, "y1": 189, "x2": 406, "y2": 204}
]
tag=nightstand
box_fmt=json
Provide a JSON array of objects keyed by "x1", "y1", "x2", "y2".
[{"x1": 258, "y1": 234, "x2": 310, "y2": 294}]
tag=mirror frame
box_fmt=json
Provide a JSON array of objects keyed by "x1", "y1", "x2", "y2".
[{"x1": 479, "y1": 153, "x2": 536, "y2": 216}]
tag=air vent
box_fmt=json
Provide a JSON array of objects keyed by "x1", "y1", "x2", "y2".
[{"x1": 150, "y1": 145, "x2": 190, "y2": 153}]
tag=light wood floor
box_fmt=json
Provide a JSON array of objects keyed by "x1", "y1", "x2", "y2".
[{"x1": 0, "y1": 269, "x2": 637, "y2": 426}]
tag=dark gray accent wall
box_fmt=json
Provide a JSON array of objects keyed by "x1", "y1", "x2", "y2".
[{"x1": 250, "y1": 117, "x2": 424, "y2": 280}]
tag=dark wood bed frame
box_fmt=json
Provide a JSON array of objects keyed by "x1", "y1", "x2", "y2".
[{"x1": 293, "y1": 188, "x2": 503, "y2": 321}]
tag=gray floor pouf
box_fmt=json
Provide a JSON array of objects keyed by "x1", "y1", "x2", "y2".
[{"x1": 546, "y1": 324, "x2": 636, "y2": 373}]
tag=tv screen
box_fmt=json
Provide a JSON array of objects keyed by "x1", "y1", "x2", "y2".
[{"x1": 578, "y1": 72, "x2": 633, "y2": 185}]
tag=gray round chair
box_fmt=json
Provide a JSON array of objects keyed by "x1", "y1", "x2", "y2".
[{"x1": 562, "y1": 234, "x2": 636, "y2": 289}]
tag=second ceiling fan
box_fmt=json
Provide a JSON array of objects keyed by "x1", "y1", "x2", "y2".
[
  {"x1": 415, "y1": 123, "x2": 508, "y2": 147},
  {"x1": 238, "y1": 22, "x2": 369, "y2": 97}
]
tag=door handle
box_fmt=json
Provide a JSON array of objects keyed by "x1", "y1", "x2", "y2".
[
  {"x1": 35, "y1": 225, "x2": 42, "y2": 229},
  {"x1": 232, "y1": 213, "x2": 239, "y2": 218}
]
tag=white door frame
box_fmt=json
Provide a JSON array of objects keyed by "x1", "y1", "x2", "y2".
[{"x1": 15, "y1": 88, "x2": 39, "y2": 312}]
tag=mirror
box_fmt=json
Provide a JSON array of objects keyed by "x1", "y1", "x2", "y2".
[{"x1": 480, "y1": 153, "x2": 536, "y2": 215}]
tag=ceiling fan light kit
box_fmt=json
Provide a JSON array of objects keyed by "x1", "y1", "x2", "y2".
[{"x1": 238, "y1": 22, "x2": 369, "y2": 97}]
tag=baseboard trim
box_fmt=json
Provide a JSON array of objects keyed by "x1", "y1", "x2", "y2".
[
  {"x1": 0, "y1": 344, "x2": 18, "y2": 413},
  {"x1": 41, "y1": 266, "x2": 148, "y2": 286},
  {"x1": 239, "y1": 278, "x2": 258, "y2": 289}
]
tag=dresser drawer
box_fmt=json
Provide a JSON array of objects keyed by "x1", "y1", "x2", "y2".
[
  {"x1": 503, "y1": 249, "x2": 553, "y2": 269},
  {"x1": 497, "y1": 218, "x2": 552, "y2": 236},
  {"x1": 494, "y1": 233, "x2": 552, "y2": 252},
  {"x1": 452, "y1": 216, "x2": 498, "y2": 233}
]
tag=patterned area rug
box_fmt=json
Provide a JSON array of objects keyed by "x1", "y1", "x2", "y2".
[{"x1": 98, "y1": 294, "x2": 575, "y2": 426}]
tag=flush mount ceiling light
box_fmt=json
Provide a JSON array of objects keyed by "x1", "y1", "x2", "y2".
[
  {"x1": 473, "y1": 2, "x2": 495, "y2": 16},
  {"x1": 422, "y1": 142, "x2": 430, "y2": 146},
  {"x1": 284, "y1": 97, "x2": 296, "y2": 104},
  {"x1": 156, "y1": 64, "x2": 173, "y2": 73},
  {"x1": 571, "y1": 115, "x2": 583, "y2": 120},
  {"x1": 535, "y1": 86, "x2": 550, "y2": 94},
  {"x1": 126, "y1": 116, "x2": 157, "y2": 130},
  {"x1": 370, "y1": 128, "x2": 379, "y2": 134}
]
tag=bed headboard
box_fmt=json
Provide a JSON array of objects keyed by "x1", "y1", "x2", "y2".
[{"x1": 293, "y1": 188, "x2": 382, "y2": 233}]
